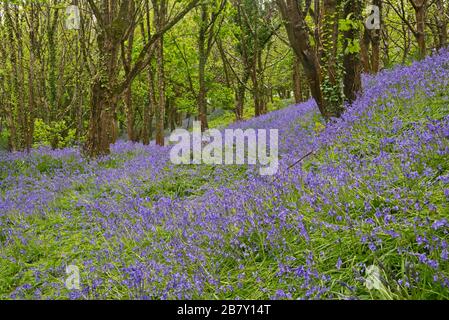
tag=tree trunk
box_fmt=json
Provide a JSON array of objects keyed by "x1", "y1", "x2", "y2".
[
  {"x1": 26, "y1": 3, "x2": 38, "y2": 151},
  {"x1": 252, "y1": 18, "x2": 262, "y2": 117},
  {"x1": 84, "y1": 1, "x2": 128, "y2": 156},
  {"x1": 153, "y1": 0, "x2": 167, "y2": 146},
  {"x1": 436, "y1": 0, "x2": 447, "y2": 49},
  {"x1": 292, "y1": 57, "x2": 303, "y2": 104},
  {"x1": 235, "y1": 86, "x2": 245, "y2": 121},
  {"x1": 125, "y1": 87, "x2": 135, "y2": 142},
  {"x1": 371, "y1": 0, "x2": 382, "y2": 73},
  {"x1": 322, "y1": 0, "x2": 339, "y2": 84},
  {"x1": 17, "y1": 10, "x2": 27, "y2": 149},
  {"x1": 47, "y1": 7, "x2": 59, "y2": 122},
  {"x1": 85, "y1": 26, "x2": 119, "y2": 156},
  {"x1": 235, "y1": 69, "x2": 249, "y2": 121},
  {"x1": 74, "y1": 0, "x2": 84, "y2": 142},
  {"x1": 86, "y1": 78, "x2": 116, "y2": 156},
  {"x1": 410, "y1": 0, "x2": 427, "y2": 59},
  {"x1": 154, "y1": 37, "x2": 165, "y2": 146},
  {"x1": 276, "y1": 0, "x2": 328, "y2": 119},
  {"x1": 143, "y1": 65, "x2": 156, "y2": 145},
  {"x1": 251, "y1": 59, "x2": 261, "y2": 117},
  {"x1": 198, "y1": 4, "x2": 209, "y2": 131},
  {"x1": 123, "y1": 1, "x2": 137, "y2": 142},
  {"x1": 416, "y1": 4, "x2": 426, "y2": 59},
  {"x1": 4, "y1": 2, "x2": 19, "y2": 151},
  {"x1": 343, "y1": 0, "x2": 362, "y2": 105}
]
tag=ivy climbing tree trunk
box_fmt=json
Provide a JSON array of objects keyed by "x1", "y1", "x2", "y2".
[
  {"x1": 322, "y1": 0, "x2": 339, "y2": 85},
  {"x1": 84, "y1": 0, "x2": 126, "y2": 157}
]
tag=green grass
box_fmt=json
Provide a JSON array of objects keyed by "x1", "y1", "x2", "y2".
[{"x1": 209, "y1": 98, "x2": 294, "y2": 129}]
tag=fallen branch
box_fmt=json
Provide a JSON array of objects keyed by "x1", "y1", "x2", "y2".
[{"x1": 272, "y1": 149, "x2": 316, "y2": 184}]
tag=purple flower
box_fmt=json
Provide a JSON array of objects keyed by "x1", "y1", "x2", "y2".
[{"x1": 336, "y1": 257, "x2": 342, "y2": 270}]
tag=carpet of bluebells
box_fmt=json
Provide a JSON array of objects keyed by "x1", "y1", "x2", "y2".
[{"x1": 1, "y1": 50, "x2": 449, "y2": 300}]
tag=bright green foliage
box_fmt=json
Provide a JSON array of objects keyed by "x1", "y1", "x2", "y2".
[{"x1": 33, "y1": 119, "x2": 77, "y2": 149}]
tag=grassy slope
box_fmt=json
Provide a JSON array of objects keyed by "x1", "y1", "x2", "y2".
[
  {"x1": 0, "y1": 54, "x2": 448, "y2": 300},
  {"x1": 209, "y1": 92, "x2": 449, "y2": 300}
]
